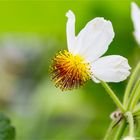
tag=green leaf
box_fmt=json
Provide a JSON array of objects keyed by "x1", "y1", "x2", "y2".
[{"x1": 0, "y1": 113, "x2": 15, "y2": 140}]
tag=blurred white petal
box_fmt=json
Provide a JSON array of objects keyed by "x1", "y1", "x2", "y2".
[
  {"x1": 131, "y1": 2, "x2": 140, "y2": 45},
  {"x1": 74, "y1": 17, "x2": 114, "y2": 62},
  {"x1": 66, "y1": 10, "x2": 76, "y2": 53},
  {"x1": 91, "y1": 55, "x2": 131, "y2": 82},
  {"x1": 123, "y1": 136, "x2": 135, "y2": 140}
]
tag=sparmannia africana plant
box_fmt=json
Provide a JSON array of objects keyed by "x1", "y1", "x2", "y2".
[{"x1": 50, "y1": 3, "x2": 140, "y2": 139}]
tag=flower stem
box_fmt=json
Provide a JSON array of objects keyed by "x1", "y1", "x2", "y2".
[
  {"x1": 125, "y1": 112, "x2": 134, "y2": 137},
  {"x1": 114, "y1": 119, "x2": 127, "y2": 140},
  {"x1": 129, "y1": 83, "x2": 140, "y2": 111},
  {"x1": 133, "y1": 110, "x2": 140, "y2": 116},
  {"x1": 103, "y1": 120, "x2": 115, "y2": 140},
  {"x1": 123, "y1": 62, "x2": 140, "y2": 108},
  {"x1": 127, "y1": 78, "x2": 140, "y2": 110},
  {"x1": 133, "y1": 103, "x2": 140, "y2": 115},
  {"x1": 101, "y1": 81, "x2": 125, "y2": 113}
]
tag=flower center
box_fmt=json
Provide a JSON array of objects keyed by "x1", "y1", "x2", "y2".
[{"x1": 50, "y1": 50, "x2": 91, "y2": 91}]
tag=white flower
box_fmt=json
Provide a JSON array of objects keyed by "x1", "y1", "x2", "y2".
[
  {"x1": 123, "y1": 136, "x2": 135, "y2": 140},
  {"x1": 50, "y1": 10, "x2": 131, "y2": 90},
  {"x1": 131, "y1": 2, "x2": 140, "y2": 45}
]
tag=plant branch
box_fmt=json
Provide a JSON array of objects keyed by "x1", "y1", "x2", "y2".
[
  {"x1": 125, "y1": 112, "x2": 134, "y2": 137},
  {"x1": 127, "y1": 78, "x2": 140, "y2": 110},
  {"x1": 103, "y1": 120, "x2": 115, "y2": 140},
  {"x1": 123, "y1": 62, "x2": 140, "y2": 108},
  {"x1": 114, "y1": 119, "x2": 127, "y2": 140},
  {"x1": 129, "y1": 83, "x2": 140, "y2": 111}
]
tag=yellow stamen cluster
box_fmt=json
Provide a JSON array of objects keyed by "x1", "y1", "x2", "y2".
[{"x1": 50, "y1": 50, "x2": 91, "y2": 91}]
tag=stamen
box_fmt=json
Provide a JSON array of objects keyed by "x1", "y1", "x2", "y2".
[{"x1": 50, "y1": 50, "x2": 91, "y2": 91}]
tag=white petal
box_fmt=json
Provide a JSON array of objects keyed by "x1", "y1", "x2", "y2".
[
  {"x1": 91, "y1": 55, "x2": 131, "y2": 83},
  {"x1": 66, "y1": 10, "x2": 76, "y2": 53},
  {"x1": 123, "y1": 136, "x2": 135, "y2": 140},
  {"x1": 131, "y1": 2, "x2": 140, "y2": 45},
  {"x1": 73, "y1": 17, "x2": 114, "y2": 62}
]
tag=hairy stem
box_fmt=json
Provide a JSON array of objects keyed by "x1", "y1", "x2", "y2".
[
  {"x1": 127, "y1": 78, "x2": 140, "y2": 110},
  {"x1": 103, "y1": 120, "x2": 115, "y2": 140},
  {"x1": 129, "y1": 83, "x2": 140, "y2": 111},
  {"x1": 125, "y1": 112, "x2": 134, "y2": 137},
  {"x1": 123, "y1": 62, "x2": 140, "y2": 108},
  {"x1": 114, "y1": 119, "x2": 127, "y2": 140}
]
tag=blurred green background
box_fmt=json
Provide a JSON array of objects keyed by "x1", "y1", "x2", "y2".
[{"x1": 0, "y1": 0, "x2": 140, "y2": 139}]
